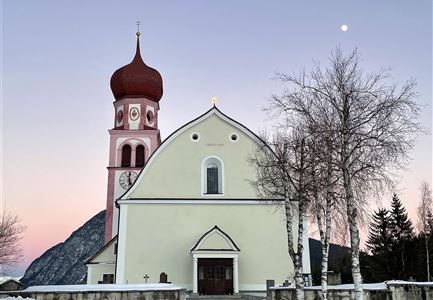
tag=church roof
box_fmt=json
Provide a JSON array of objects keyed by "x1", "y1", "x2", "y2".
[{"x1": 110, "y1": 33, "x2": 163, "y2": 102}]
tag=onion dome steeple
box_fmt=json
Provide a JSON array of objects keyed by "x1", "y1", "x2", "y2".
[{"x1": 110, "y1": 32, "x2": 163, "y2": 102}]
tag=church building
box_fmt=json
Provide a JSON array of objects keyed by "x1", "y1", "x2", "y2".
[{"x1": 85, "y1": 31, "x2": 311, "y2": 295}]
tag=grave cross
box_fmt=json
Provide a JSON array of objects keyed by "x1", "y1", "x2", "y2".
[{"x1": 143, "y1": 274, "x2": 150, "y2": 283}]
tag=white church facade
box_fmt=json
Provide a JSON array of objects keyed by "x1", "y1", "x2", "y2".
[{"x1": 85, "y1": 32, "x2": 311, "y2": 295}]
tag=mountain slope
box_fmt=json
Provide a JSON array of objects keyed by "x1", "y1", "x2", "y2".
[{"x1": 20, "y1": 210, "x2": 105, "y2": 287}]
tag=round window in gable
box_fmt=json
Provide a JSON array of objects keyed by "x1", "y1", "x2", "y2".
[
  {"x1": 230, "y1": 133, "x2": 239, "y2": 142},
  {"x1": 191, "y1": 132, "x2": 200, "y2": 142}
]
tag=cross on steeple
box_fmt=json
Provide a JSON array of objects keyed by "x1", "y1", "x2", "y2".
[{"x1": 136, "y1": 20, "x2": 141, "y2": 33}]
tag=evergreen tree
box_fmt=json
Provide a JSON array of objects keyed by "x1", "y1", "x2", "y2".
[
  {"x1": 389, "y1": 194, "x2": 414, "y2": 278},
  {"x1": 366, "y1": 208, "x2": 393, "y2": 281}
]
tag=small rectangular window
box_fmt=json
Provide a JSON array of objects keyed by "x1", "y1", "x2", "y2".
[{"x1": 102, "y1": 274, "x2": 114, "y2": 284}]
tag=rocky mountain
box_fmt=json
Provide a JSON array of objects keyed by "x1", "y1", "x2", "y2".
[{"x1": 20, "y1": 210, "x2": 105, "y2": 287}]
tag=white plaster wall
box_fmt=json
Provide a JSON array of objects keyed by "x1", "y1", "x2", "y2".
[{"x1": 116, "y1": 202, "x2": 292, "y2": 291}]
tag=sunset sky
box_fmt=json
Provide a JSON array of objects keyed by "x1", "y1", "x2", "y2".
[{"x1": 2, "y1": 1, "x2": 432, "y2": 276}]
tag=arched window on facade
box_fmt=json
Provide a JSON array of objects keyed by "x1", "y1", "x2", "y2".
[
  {"x1": 121, "y1": 144, "x2": 132, "y2": 167},
  {"x1": 135, "y1": 145, "x2": 145, "y2": 167},
  {"x1": 207, "y1": 163, "x2": 219, "y2": 194},
  {"x1": 203, "y1": 157, "x2": 223, "y2": 195}
]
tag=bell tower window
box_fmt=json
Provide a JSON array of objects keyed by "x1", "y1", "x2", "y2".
[
  {"x1": 202, "y1": 157, "x2": 223, "y2": 195},
  {"x1": 121, "y1": 144, "x2": 132, "y2": 167},
  {"x1": 135, "y1": 145, "x2": 145, "y2": 167}
]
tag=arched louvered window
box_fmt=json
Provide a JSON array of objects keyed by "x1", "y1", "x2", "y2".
[
  {"x1": 202, "y1": 157, "x2": 223, "y2": 195},
  {"x1": 135, "y1": 145, "x2": 145, "y2": 167},
  {"x1": 121, "y1": 144, "x2": 132, "y2": 167}
]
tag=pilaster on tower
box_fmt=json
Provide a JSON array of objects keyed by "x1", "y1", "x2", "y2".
[{"x1": 104, "y1": 31, "x2": 163, "y2": 243}]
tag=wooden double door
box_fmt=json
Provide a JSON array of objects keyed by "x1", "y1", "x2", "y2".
[{"x1": 198, "y1": 258, "x2": 234, "y2": 295}]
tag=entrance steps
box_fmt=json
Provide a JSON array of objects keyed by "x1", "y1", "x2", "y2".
[{"x1": 187, "y1": 295, "x2": 242, "y2": 300}]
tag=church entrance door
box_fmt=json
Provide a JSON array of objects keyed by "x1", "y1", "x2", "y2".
[{"x1": 198, "y1": 258, "x2": 233, "y2": 295}]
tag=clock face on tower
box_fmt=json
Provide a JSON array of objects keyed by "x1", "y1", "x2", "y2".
[{"x1": 119, "y1": 171, "x2": 138, "y2": 190}]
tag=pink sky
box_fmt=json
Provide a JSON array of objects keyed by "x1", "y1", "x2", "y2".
[{"x1": 2, "y1": 1, "x2": 431, "y2": 275}]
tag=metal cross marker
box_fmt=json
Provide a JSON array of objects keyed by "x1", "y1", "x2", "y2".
[
  {"x1": 136, "y1": 20, "x2": 141, "y2": 33},
  {"x1": 143, "y1": 274, "x2": 149, "y2": 283},
  {"x1": 211, "y1": 96, "x2": 217, "y2": 106}
]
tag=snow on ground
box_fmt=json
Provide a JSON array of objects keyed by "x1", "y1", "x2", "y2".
[
  {"x1": 272, "y1": 282, "x2": 387, "y2": 290},
  {"x1": 386, "y1": 280, "x2": 433, "y2": 286},
  {"x1": 0, "y1": 297, "x2": 35, "y2": 300},
  {"x1": 306, "y1": 282, "x2": 387, "y2": 290},
  {"x1": 24, "y1": 283, "x2": 183, "y2": 292},
  {"x1": 272, "y1": 280, "x2": 433, "y2": 290}
]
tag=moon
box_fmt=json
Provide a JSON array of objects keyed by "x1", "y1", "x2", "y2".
[{"x1": 341, "y1": 24, "x2": 348, "y2": 32}]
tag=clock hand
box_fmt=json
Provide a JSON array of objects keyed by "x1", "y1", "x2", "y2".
[{"x1": 127, "y1": 172, "x2": 132, "y2": 185}]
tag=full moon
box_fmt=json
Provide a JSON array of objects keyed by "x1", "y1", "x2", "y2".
[{"x1": 341, "y1": 24, "x2": 348, "y2": 32}]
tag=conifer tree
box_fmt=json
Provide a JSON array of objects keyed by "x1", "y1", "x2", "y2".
[
  {"x1": 366, "y1": 208, "x2": 393, "y2": 281},
  {"x1": 389, "y1": 194, "x2": 414, "y2": 278}
]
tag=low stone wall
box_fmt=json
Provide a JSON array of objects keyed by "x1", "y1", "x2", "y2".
[
  {"x1": 268, "y1": 288, "x2": 390, "y2": 300},
  {"x1": 268, "y1": 281, "x2": 433, "y2": 300},
  {"x1": 1, "y1": 290, "x2": 184, "y2": 300},
  {"x1": 387, "y1": 282, "x2": 433, "y2": 300},
  {"x1": 0, "y1": 284, "x2": 186, "y2": 300}
]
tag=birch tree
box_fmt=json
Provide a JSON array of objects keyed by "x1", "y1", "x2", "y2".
[
  {"x1": 418, "y1": 182, "x2": 433, "y2": 281},
  {"x1": 268, "y1": 48, "x2": 420, "y2": 299},
  {"x1": 250, "y1": 127, "x2": 315, "y2": 300},
  {"x1": 308, "y1": 132, "x2": 343, "y2": 300}
]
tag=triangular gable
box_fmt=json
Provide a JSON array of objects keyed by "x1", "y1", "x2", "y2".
[
  {"x1": 120, "y1": 106, "x2": 267, "y2": 200},
  {"x1": 85, "y1": 236, "x2": 117, "y2": 264},
  {"x1": 191, "y1": 225, "x2": 240, "y2": 252}
]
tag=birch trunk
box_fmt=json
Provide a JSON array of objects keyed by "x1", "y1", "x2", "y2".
[
  {"x1": 342, "y1": 166, "x2": 363, "y2": 299},
  {"x1": 319, "y1": 146, "x2": 334, "y2": 300},
  {"x1": 426, "y1": 237, "x2": 430, "y2": 281},
  {"x1": 320, "y1": 241, "x2": 329, "y2": 300},
  {"x1": 317, "y1": 209, "x2": 330, "y2": 300},
  {"x1": 285, "y1": 200, "x2": 304, "y2": 300}
]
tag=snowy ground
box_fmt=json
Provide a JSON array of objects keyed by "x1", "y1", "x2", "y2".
[
  {"x1": 271, "y1": 280, "x2": 433, "y2": 290},
  {"x1": 0, "y1": 297, "x2": 35, "y2": 300}
]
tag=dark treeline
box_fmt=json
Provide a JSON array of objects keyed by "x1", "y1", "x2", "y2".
[{"x1": 362, "y1": 194, "x2": 433, "y2": 282}]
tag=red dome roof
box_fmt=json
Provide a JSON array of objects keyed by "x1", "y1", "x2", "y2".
[{"x1": 110, "y1": 35, "x2": 163, "y2": 101}]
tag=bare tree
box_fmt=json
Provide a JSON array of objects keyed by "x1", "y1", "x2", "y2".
[
  {"x1": 267, "y1": 48, "x2": 420, "y2": 299},
  {"x1": 0, "y1": 210, "x2": 25, "y2": 274},
  {"x1": 250, "y1": 127, "x2": 316, "y2": 300},
  {"x1": 418, "y1": 182, "x2": 433, "y2": 281}
]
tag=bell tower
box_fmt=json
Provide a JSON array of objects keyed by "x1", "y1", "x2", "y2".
[{"x1": 104, "y1": 30, "x2": 163, "y2": 243}]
